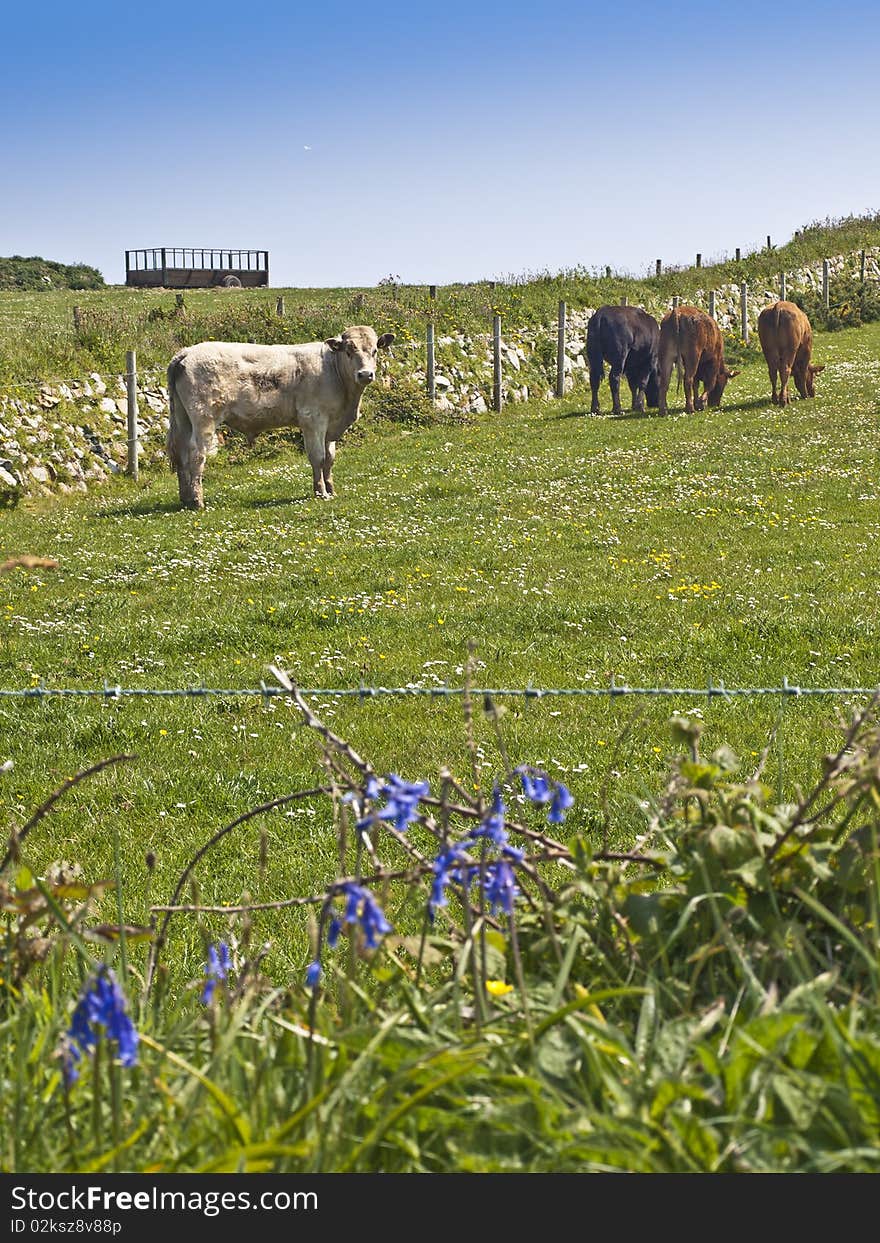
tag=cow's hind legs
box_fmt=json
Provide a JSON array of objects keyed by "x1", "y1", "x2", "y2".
[
  {"x1": 683, "y1": 372, "x2": 696, "y2": 415},
  {"x1": 608, "y1": 360, "x2": 626, "y2": 416},
  {"x1": 322, "y1": 440, "x2": 337, "y2": 497},
  {"x1": 628, "y1": 372, "x2": 646, "y2": 413},
  {"x1": 768, "y1": 360, "x2": 779, "y2": 405},
  {"x1": 588, "y1": 355, "x2": 604, "y2": 415},
  {"x1": 778, "y1": 361, "x2": 791, "y2": 406}
]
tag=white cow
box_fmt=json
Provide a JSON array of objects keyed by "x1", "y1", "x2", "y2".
[{"x1": 166, "y1": 324, "x2": 395, "y2": 508}]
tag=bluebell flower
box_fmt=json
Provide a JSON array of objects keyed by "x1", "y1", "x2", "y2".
[
  {"x1": 483, "y1": 856, "x2": 519, "y2": 916},
  {"x1": 305, "y1": 959, "x2": 322, "y2": 990},
  {"x1": 337, "y1": 882, "x2": 393, "y2": 949},
  {"x1": 201, "y1": 941, "x2": 232, "y2": 1005},
  {"x1": 471, "y1": 785, "x2": 508, "y2": 846},
  {"x1": 375, "y1": 774, "x2": 431, "y2": 833},
  {"x1": 64, "y1": 966, "x2": 138, "y2": 1082},
  {"x1": 342, "y1": 881, "x2": 363, "y2": 925},
  {"x1": 548, "y1": 782, "x2": 575, "y2": 824},
  {"x1": 517, "y1": 766, "x2": 575, "y2": 824},
  {"x1": 327, "y1": 917, "x2": 342, "y2": 949},
  {"x1": 428, "y1": 840, "x2": 473, "y2": 921},
  {"x1": 517, "y1": 766, "x2": 553, "y2": 805},
  {"x1": 359, "y1": 889, "x2": 394, "y2": 949}
]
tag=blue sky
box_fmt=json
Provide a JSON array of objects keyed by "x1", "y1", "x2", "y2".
[{"x1": 2, "y1": 1, "x2": 879, "y2": 286}]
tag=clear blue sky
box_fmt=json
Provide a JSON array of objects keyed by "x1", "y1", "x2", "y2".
[{"x1": 2, "y1": 0, "x2": 878, "y2": 286}]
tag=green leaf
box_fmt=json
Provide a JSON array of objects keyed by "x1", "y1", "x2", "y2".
[{"x1": 15, "y1": 866, "x2": 33, "y2": 891}]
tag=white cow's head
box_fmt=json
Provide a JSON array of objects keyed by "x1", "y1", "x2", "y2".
[{"x1": 326, "y1": 325, "x2": 395, "y2": 386}]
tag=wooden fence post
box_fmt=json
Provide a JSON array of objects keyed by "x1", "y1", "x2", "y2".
[
  {"x1": 672, "y1": 295, "x2": 680, "y2": 310},
  {"x1": 656, "y1": 259, "x2": 662, "y2": 276},
  {"x1": 427, "y1": 284, "x2": 437, "y2": 401},
  {"x1": 735, "y1": 247, "x2": 741, "y2": 262},
  {"x1": 780, "y1": 272, "x2": 787, "y2": 301},
  {"x1": 605, "y1": 266, "x2": 611, "y2": 279},
  {"x1": 708, "y1": 290, "x2": 716, "y2": 320},
  {"x1": 822, "y1": 259, "x2": 830, "y2": 309},
  {"x1": 275, "y1": 296, "x2": 285, "y2": 316},
  {"x1": 740, "y1": 283, "x2": 749, "y2": 343},
  {"x1": 766, "y1": 235, "x2": 772, "y2": 250},
  {"x1": 621, "y1": 294, "x2": 628, "y2": 306},
  {"x1": 125, "y1": 350, "x2": 139, "y2": 481},
  {"x1": 860, "y1": 249, "x2": 867, "y2": 284},
  {"x1": 556, "y1": 300, "x2": 566, "y2": 399},
  {"x1": 696, "y1": 253, "x2": 702, "y2": 269},
  {"x1": 72, "y1": 306, "x2": 82, "y2": 331},
  {"x1": 492, "y1": 313, "x2": 502, "y2": 412}
]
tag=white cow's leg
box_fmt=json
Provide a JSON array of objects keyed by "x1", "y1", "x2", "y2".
[
  {"x1": 323, "y1": 440, "x2": 337, "y2": 496},
  {"x1": 300, "y1": 420, "x2": 330, "y2": 499},
  {"x1": 178, "y1": 425, "x2": 208, "y2": 510}
]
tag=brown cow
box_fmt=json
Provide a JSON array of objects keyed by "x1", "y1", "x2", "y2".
[
  {"x1": 757, "y1": 300, "x2": 824, "y2": 406},
  {"x1": 657, "y1": 306, "x2": 739, "y2": 415}
]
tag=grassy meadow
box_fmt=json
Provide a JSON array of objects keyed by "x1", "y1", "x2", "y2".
[
  {"x1": 2, "y1": 317, "x2": 879, "y2": 964},
  {"x1": 2, "y1": 242, "x2": 880, "y2": 1174}
]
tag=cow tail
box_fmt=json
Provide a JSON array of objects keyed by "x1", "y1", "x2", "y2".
[
  {"x1": 166, "y1": 353, "x2": 189, "y2": 472},
  {"x1": 673, "y1": 307, "x2": 683, "y2": 393}
]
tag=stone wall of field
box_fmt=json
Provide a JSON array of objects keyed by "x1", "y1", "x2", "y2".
[{"x1": 2, "y1": 247, "x2": 878, "y2": 501}]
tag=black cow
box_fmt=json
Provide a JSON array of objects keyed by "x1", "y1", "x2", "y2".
[{"x1": 587, "y1": 306, "x2": 661, "y2": 415}]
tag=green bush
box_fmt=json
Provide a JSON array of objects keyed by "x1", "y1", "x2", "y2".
[
  {"x1": 0, "y1": 256, "x2": 104, "y2": 291},
  {"x1": 363, "y1": 377, "x2": 439, "y2": 427}
]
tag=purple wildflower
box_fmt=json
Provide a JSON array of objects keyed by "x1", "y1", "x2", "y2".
[
  {"x1": 483, "y1": 855, "x2": 519, "y2": 916},
  {"x1": 471, "y1": 785, "x2": 508, "y2": 846},
  {"x1": 305, "y1": 960, "x2": 322, "y2": 990},
  {"x1": 548, "y1": 782, "x2": 575, "y2": 824},
  {"x1": 337, "y1": 882, "x2": 393, "y2": 949},
  {"x1": 517, "y1": 766, "x2": 575, "y2": 824},
  {"x1": 64, "y1": 966, "x2": 139, "y2": 1083},
  {"x1": 375, "y1": 774, "x2": 431, "y2": 833},
  {"x1": 428, "y1": 840, "x2": 473, "y2": 921},
  {"x1": 517, "y1": 766, "x2": 553, "y2": 804},
  {"x1": 201, "y1": 941, "x2": 232, "y2": 1005}
]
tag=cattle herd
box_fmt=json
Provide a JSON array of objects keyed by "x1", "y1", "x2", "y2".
[{"x1": 165, "y1": 301, "x2": 822, "y2": 509}]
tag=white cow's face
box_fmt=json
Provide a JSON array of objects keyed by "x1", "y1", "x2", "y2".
[{"x1": 326, "y1": 326, "x2": 395, "y2": 386}]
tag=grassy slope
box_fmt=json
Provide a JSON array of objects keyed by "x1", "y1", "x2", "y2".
[
  {"x1": 1, "y1": 318, "x2": 878, "y2": 988},
  {"x1": 1, "y1": 213, "x2": 879, "y2": 382}
]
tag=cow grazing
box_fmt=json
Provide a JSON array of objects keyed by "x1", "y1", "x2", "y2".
[
  {"x1": 587, "y1": 306, "x2": 661, "y2": 415},
  {"x1": 166, "y1": 325, "x2": 395, "y2": 508},
  {"x1": 757, "y1": 300, "x2": 824, "y2": 406},
  {"x1": 657, "y1": 306, "x2": 739, "y2": 415}
]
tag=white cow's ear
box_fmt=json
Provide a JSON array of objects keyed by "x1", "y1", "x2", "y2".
[
  {"x1": 377, "y1": 333, "x2": 396, "y2": 350},
  {"x1": 325, "y1": 337, "x2": 345, "y2": 351}
]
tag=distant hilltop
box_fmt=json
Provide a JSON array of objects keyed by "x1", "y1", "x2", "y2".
[{"x1": 0, "y1": 256, "x2": 104, "y2": 291}]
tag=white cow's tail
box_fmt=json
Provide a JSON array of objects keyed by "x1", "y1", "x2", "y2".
[{"x1": 166, "y1": 352, "x2": 190, "y2": 472}]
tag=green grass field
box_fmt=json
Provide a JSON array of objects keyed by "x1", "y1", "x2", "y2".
[
  {"x1": 2, "y1": 316, "x2": 878, "y2": 990},
  {"x1": 3, "y1": 247, "x2": 880, "y2": 1172}
]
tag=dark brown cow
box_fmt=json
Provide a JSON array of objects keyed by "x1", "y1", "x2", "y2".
[
  {"x1": 757, "y1": 300, "x2": 824, "y2": 406},
  {"x1": 658, "y1": 306, "x2": 739, "y2": 415}
]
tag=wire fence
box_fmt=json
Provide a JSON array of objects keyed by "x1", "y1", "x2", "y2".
[{"x1": 1, "y1": 680, "x2": 878, "y2": 702}]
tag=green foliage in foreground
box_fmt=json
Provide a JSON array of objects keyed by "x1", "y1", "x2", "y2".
[
  {"x1": 1, "y1": 211, "x2": 879, "y2": 382},
  {"x1": 3, "y1": 697, "x2": 880, "y2": 1174},
  {"x1": 0, "y1": 255, "x2": 104, "y2": 293}
]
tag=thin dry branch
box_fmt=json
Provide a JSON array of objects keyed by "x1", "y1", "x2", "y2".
[{"x1": 1, "y1": 754, "x2": 133, "y2": 873}]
